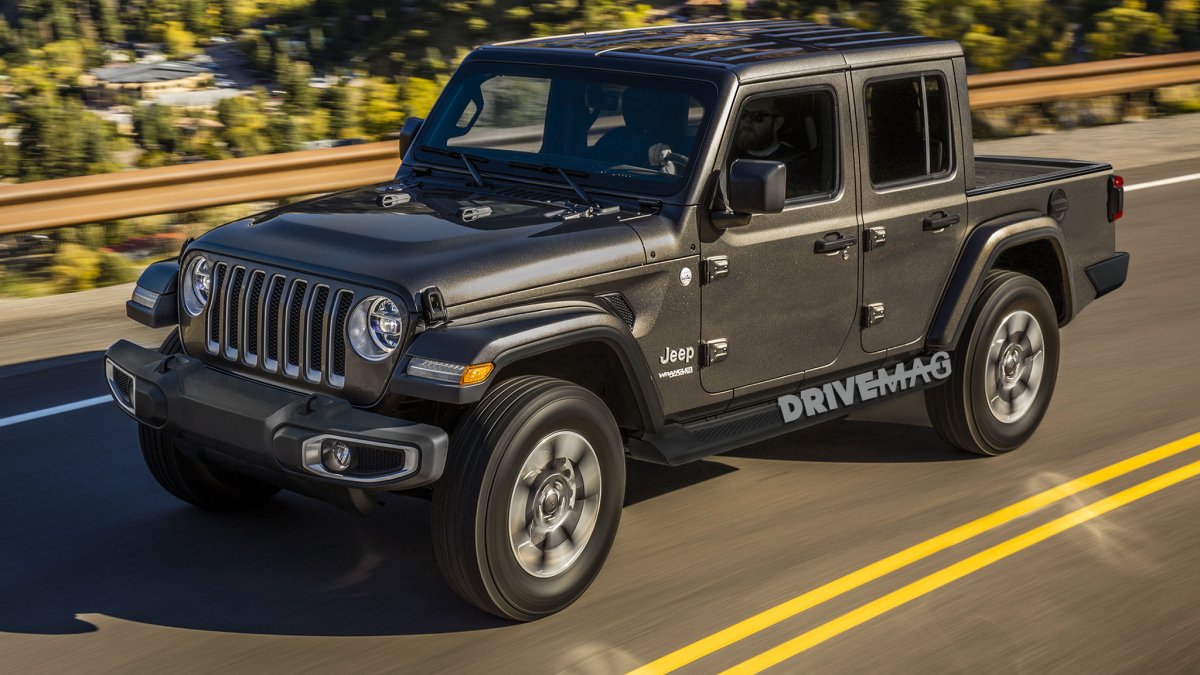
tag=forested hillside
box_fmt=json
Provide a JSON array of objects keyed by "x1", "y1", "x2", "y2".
[{"x1": 0, "y1": 0, "x2": 1196, "y2": 185}]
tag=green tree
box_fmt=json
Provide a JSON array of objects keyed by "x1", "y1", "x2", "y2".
[
  {"x1": 1166, "y1": 0, "x2": 1199, "y2": 49},
  {"x1": 0, "y1": 140, "x2": 18, "y2": 181},
  {"x1": 399, "y1": 76, "x2": 440, "y2": 119},
  {"x1": 0, "y1": 12, "x2": 18, "y2": 55},
  {"x1": 220, "y1": 0, "x2": 247, "y2": 34},
  {"x1": 94, "y1": 0, "x2": 123, "y2": 43},
  {"x1": 42, "y1": 40, "x2": 87, "y2": 85},
  {"x1": 48, "y1": 0, "x2": 77, "y2": 41},
  {"x1": 301, "y1": 107, "x2": 331, "y2": 141},
  {"x1": 50, "y1": 243, "x2": 103, "y2": 292},
  {"x1": 322, "y1": 82, "x2": 362, "y2": 139},
  {"x1": 133, "y1": 104, "x2": 179, "y2": 155},
  {"x1": 81, "y1": 110, "x2": 119, "y2": 174},
  {"x1": 15, "y1": 93, "x2": 95, "y2": 181},
  {"x1": 737, "y1": 0, "x2": 823, "y2": 21},
  {"x1": 267, "y1": 111, "x2": 301, "y2": 152},
  {"x1": 181, "y1": 0, "x2": 210, "y2": 35},
  {"x1": 152, "y1": 20, "x2": 199, "y2": 59},
  {"x1": 361, "y1": 78, "x2": 404, "y2": 136},
  {"x1": 1086, "y1": 0, "x2": 1176, "y2": 58},
  {"x1": 217, "y1": 94, "x2": 273, "y2": 156},
  {"x1": 278, "y1": 54, "x2": 317, "y2": 116},
  {"x1": 900, "y1": 0, "x2": 1068, "y2": 71}
]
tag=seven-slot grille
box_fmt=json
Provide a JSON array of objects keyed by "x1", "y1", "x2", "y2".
[{"x1": 204, "y1": 262, "x2": 356, "y2": 389}]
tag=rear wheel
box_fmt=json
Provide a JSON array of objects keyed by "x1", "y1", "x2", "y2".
[
  {"x1": 926, "y1": 271, "x2": 1060, "y2": 455},
  {"x1": 138, "y1": 331, "x2": 279, "y2": 511},
  {"x1": 432, "y1": 376, "x2": 625, "y2": 620}
]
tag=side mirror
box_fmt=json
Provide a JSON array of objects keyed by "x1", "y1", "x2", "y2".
[
  {"x1": 398, "y1": 117, "x2": 424, "y2": 158},
  {"x1": 728, "y1": 159, "x2": 786, "y2": 215}
]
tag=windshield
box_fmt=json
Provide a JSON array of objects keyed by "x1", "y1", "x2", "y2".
[{"x1": 414, "y1": 62, "x2": 718, "y2": 197}]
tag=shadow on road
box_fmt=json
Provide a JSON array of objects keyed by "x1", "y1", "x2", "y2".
[
  {"x1": 0, "y1": 486, "x2": 512, "y2": 636},
  {"x1": 624, "y1": 457, "x2": 738, "y2": 506},
  {"x1": 729, "y1": 418, "x2": 973, "y2": 463},
  {"x1": 0, "y1": 364, "x2": 967, "y2": 639}
]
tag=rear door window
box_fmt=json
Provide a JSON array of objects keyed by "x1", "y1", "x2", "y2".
[{"x1": 865, "y1": 74, "x2": 952, "y2": 187}]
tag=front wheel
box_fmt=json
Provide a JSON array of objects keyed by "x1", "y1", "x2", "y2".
[
  {"x1": 432, "y1": 376, "x2": 625, "y2": 621},
  {"x1": 926, "y1": 270, "x2": 1060, "y2": 456}
]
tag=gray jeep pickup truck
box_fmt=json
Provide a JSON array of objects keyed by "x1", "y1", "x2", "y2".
[{"x1": 105, "y1": 20, "x2": 1128, "y2": 620}]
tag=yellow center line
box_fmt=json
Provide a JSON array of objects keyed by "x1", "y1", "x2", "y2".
[
  {"x1": 628, "y1": 432, "x2": 1200, "y2": 675},
  {"x1": 725, "y1": 456, "x2": 1200, "y2": 674}
]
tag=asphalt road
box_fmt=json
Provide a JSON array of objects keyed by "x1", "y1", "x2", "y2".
[{"x1": 1, "y1": 160, "x2": 1199, "y2": 674}]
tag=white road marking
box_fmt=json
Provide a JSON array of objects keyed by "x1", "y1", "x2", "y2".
[
  {"x1": 0, "y1": 395, "x2": 113, "y2": 429},
  {"x1": 1125, "y1": 171, "x2": 1200, "y2": 192}
]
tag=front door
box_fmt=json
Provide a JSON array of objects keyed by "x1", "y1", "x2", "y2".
[
  {"x1": 700, "y1": 76, "x2": 860, "y2": 393},
  {"x1": 852, "y1": 62, "x2": 969, "y2": 353}
]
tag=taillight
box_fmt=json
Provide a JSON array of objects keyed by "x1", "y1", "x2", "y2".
[{"x1": 1108, "y1": 174, "x2": 1124, "y2": 222}]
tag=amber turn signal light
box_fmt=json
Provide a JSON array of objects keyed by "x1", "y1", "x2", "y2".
[{"x1": 460, "y1": 363, "x2": 494, "y2": 385}]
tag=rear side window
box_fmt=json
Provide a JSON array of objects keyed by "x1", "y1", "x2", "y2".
[{"x1": 865, "y1": 74, "x2": 952, "y2": 187}]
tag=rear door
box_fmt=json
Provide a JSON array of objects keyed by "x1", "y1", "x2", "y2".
[
  {"x1": 852, "y1": 62, "x2": 968, "y2": 353},
  {"x1": 700, "y1": 74, "x2": 860, "y2": 393}
]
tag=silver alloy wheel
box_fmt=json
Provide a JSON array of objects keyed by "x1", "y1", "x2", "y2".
[
  {"x1": 984, "y1": 310, "x2": 1046, "y2": 423},
  {"x1": 508, "y1": 430, "x2": 602, "y2": 578}
]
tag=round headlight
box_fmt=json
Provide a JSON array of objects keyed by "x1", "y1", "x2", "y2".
[
  {"x1": 349, "y1": 296, "x2": 405, "y2": 360},
  {"x1": 182, "y1": 256, "x2": 212, "y2": 317}
]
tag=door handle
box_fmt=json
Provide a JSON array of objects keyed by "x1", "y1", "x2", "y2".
[
  {"x1": 923, "y1": 211, "x2": 960, "y2": 231},
  {"x1": 814, "y1": 233, "x2": 857, "y2": 254}
]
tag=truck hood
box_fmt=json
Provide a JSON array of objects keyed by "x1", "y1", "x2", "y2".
[{"x1": 196, "y1": 181, "x2": 648, "y2": 309}]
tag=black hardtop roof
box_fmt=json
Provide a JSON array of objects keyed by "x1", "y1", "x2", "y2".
[{"x1": 485, "y1": 20, "x2": 962, "y2": 80}]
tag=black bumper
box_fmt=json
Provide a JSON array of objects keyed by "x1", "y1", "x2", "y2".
[{"x1": 104, "y1": 340, "x2": 448, "y2": 490}]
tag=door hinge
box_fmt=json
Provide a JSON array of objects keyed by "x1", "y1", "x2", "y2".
[
  {"x1": 702, "y1": 338, "x2": 728, "y2": 366},
  {"x1": 865, "y1": 227, "x2": 887, "y2": 251},
  {"x1": 702, "y1": 255, "x2": 730, "y2": 284},
  {"x1": 862, "y1": 303, "x2": 885, "y2": 328}
]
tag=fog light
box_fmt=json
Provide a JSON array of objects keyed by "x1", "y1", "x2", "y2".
[{"x1": 321, "y1": 439, "x2": 354, "y2": 473}]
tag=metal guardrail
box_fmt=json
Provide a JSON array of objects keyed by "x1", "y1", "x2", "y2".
[
  {"x1": 0, "y1": 141, "x2": 401, "y2": 235},
  {"x1": 1, "y1": 51, "x2": 1198, "y2": 235},
  {"x1": 967, "y1": 51, "x2": 1200, "y2": 109}
]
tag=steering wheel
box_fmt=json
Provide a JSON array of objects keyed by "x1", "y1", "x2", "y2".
[{"x1": 648, "y1": 143, "x2": 690, "y2": 175}]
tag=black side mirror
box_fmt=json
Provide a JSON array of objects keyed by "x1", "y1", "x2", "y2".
[
  {"x1": 728, "y1": 159, "x2": 786, "y2": 214},
  {"x1": 711, "y1": 159, "x2": 786, "y2": 229},
  {"x1": 398, "y1": 117, "x2": 424, "y2": 158}
]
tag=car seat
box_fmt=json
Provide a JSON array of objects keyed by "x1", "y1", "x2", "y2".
[{"x1": 592, "y1": 88, "x2": 691, "y2": 168}]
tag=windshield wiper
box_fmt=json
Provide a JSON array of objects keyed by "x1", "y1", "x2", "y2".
[
  {"x1": 508, "y1": 160, "x2": 595, "y2": 207},
  {"x1": 420, "y1": 145, "x2": 487, "y2": 187}
]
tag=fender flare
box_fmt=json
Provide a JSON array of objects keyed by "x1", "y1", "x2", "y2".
[
  {"x1": 389, "y1": 300, "x2": 664, "y2": 432},
  {"x1": 127, "y1": 258, "x2": 180, "y2": 329},
  {"x1": 927, "y1": 214, "x2": 1071, "y2": 351}
]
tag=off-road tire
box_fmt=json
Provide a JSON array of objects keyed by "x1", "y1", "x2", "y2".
[
  {"x1": 926, "y1": 270, "x2": 1060, "y2": 456},
  {"x1": 138, "y1": 330, "x2": 279, "y2": 511},
  {"x1": 432, "y1": 376, "x2": 625, "y2": 621}
]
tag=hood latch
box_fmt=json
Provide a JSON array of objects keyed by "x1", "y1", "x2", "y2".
[{"x1": 421, "y1": 287, "x2": 448, "y2": 326}]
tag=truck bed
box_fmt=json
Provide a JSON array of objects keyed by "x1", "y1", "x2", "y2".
[
  {"x1": 971, "y1": 155, "x2": 1111, "y2": 196},
  {"x1": 965, "y1": 154, "x2": 1117, "y2": 322}
]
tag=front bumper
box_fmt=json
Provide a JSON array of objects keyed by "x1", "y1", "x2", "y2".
[{"x1": 104, "y1": 340, "x2": 448, "y2": 491}]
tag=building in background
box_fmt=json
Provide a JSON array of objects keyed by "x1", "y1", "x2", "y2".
[{"x1": 82, "y1": 62, "x2": 214, "y2": 105}]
